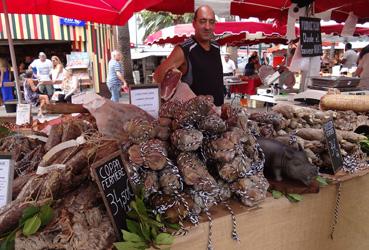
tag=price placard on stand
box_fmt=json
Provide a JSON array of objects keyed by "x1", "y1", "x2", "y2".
[
  {"x1": 0, "y1": 154, "x2": 14, "y2": 208},
  {"x1": 299, "y1": 17, "x2": 323, "y2": 57},
  {"x1": 129, "y1": 84, "x2": 160, "y2": 118},
  {"x1": 91, "y1": 151, "x2": 134, "y2": 238},
  {"x1": 16, "y1": 104, "x2": 31, "y2": 126},
  {"x1": 323, "y1": 119, "x2": 343, "y2": 174}
]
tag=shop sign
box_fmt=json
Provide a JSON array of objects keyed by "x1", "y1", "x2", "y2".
[
  {"x1": 299, "y1": 17, "x2": 323, "y2": 57},
  {"x1": 129, "y1": 84, "x2": 160, "y2": 119},
  {"x1": 91, "y1": 151, "x2": 134, "y2": 239},
  {"x1": 16, "y1": 104, "x2": 31, "y2": 126},
  {"x1": 60, "y1": 18, "x2": 85, "y2": 26},
  {"x1": 0, "y1": 154, "x2": 14, "y2": 208},
  {"x1": 323, "y1": 119, "x2": 343, "y2": 174},
  {"x1": 66, "y1": 52, "x2": 90, "y2": 68}
]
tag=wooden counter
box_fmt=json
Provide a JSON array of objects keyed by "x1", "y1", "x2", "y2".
[{"x1": 172, "y1": 171, "x2": 369, "y2": 250}]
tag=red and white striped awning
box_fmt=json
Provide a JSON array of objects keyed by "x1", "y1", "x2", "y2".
[
  {"x1": 145, "y1": 22, "x2": 369, "y2": 46},
  {"x1": 148, "y1": 0, "x2": 369, "y2": 23},
  {"x1": 145, "y1": 21, "x2": 284, "y2": 45}
]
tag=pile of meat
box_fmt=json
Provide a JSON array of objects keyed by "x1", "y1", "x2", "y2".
[{"x1": 249, "y1": 103, "x2": 368, "y2": 171}]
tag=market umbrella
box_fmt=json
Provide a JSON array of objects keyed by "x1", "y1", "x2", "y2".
[
  {"x1": 145, "y1": 22, "x2": 369, "y2": 46},
  {"x1": 0, "y1": 0, "x2": 163, "y2": 102},
  {"x1": 145, "y1": 21, "x2": 284, "y2": 45},
  {"x1": 148, "y1": 0, "x2": 369, "y2": 23}
]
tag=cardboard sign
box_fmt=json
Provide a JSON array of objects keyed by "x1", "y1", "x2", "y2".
[
  {"x1": 299, "y1": 17, "x2": 323, "y2": 57},
  {"x1": 16, "y1": 104, "x2": 31, "y2": 125},
  {"x1": 323, "y1": 119, "x2": 343, "y2": 174},
  {"x1": 91, "y1": 151, "x2": 134, "y2": 238},
  {"x1": 0, "y1": 154, "x2": 14, "y2": 208},
  {"x1": 129, "y1": 84, "x2": 160, "y2": 118}
]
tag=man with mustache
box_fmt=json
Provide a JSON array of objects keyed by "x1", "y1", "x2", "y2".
[{"x1": 154, "y1": 5, "x2": 224, "y2": 106}]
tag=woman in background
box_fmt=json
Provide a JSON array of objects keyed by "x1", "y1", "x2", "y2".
[
  {"x1": 50, "y1": 56, "x2": 65, "y2": 91},
  {"x1": 356, "y1": 44, "x2": 369, "y2": 89},
  {"x1": 57, "y1": 68, "x2": 80, "y2": 103},
  {"x1": 0, "y1": 58, "x2": 14, "y2": 103},
  {"x1": 23, "y1": 70, "x2": 49, "y2": 117}
]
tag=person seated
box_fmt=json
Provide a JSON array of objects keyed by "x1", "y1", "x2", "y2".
[
  {"x1": 23, "y1": 70, "x2": 50, "y2": 117},
  {"x1": 56, "y1": 68, "x2": 80, "y2": 103}
]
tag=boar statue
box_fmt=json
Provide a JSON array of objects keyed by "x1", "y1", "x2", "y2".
[{"x1": 257, "y1": 138, "x2": 318, "y2": 186}]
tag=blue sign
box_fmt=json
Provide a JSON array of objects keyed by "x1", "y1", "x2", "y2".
[{"x1": 60, "y1": 18, "x2": 85, "y2": 27}]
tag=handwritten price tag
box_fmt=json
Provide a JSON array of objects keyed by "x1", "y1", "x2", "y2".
[{"x1": 91, "y1": 151, "x2": 134, "y2": 238}]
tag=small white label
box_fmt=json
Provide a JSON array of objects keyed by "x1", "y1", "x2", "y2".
[
  {"x1": 130, "y1": 87, "x2": 160, "y2": 118},
  {"x1": 0, "y1": 156, "x2": 13, "y2": 208},
  {"x1": 16, "y1": 104, "x2": 31, "y2": 125}
]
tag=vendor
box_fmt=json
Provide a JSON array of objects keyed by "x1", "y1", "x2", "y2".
[
  {"x1": 153, "y1": 5, "x2": 224, "y2": 106},
  {"x1": 341, "y1": 43, "x2": 358, "y2": 69},
  {"x1": 222, "y1": 53, "x2": 236, "y2": 99},
  {"x1": 244, "y1": 55, "x2": 260, "y2": 76}
]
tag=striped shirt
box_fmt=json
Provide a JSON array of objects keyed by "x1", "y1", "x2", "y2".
[{"x1": 107, "y1": 59, "x2": 124, "y2": 87}]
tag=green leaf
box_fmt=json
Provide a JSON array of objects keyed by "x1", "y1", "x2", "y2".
[
  {"x1": 23, "y1": 215, "x2": 41, "y2": 236},
  {"x1": 126, "y1": 219, "x2": 141, "y2": 236},
  {"x1": 39, "y1": 205, "x2": 53, "y2": 227},
  {"x1": 127, "y1": 210, "x2": 139, "y2": 220},
  {"x1": 140, "y1": 223, "x2": 151, "y2": 241},
  {"x1": 272, "y1": 190, "x2": 283, "y2": 199},
  {"x1": 151, "y1": 226, "x2": 158, "y2": 238},
  {"x1": 155, "y1": 233, "x2": 174, "y2": 245},
  {"x1": 166, "y1": 223, "x2": 181, "y2": 230},
  {"x1": 19, "y1": 206, "x2": 39, "y2": 225},
  {"x1": 316, "y1": 176, "x2": 328, "y2": 187},
  {"x1": 0, "y1": 230, "x2": 16, "y2": 250},
  {"x1": 113, "y1": 241, "x2": 147, "y2": 250},
  {"x1": 156, "y1": 214, "x2": 161, "y2": 223},
  {"x1": 144, "y1": 217, "x2": 164, "y2": 228},
  {"x1": 122, "y1": 230, "x2": 144, "y2": 243},
  {"x1": 287, "y1": 194, "x2": 304, "y2": 203},
  {"x1": 135, "y1": 199, "x2": 148, "y2": 217}
]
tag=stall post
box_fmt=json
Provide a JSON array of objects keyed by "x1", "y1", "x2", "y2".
[{"x1": 1, "y1": 0, "x2": 22, "y2": 103}]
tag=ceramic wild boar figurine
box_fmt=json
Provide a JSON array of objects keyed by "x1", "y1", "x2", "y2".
[{"x1": 257, "y1": 138, "x2": 318, "y2": 186}]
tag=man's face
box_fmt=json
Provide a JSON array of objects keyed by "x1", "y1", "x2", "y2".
[
  {"x1": 39, "y1": 54, "x2": 46, "y2": 62},
  {"x1": 193, "y1": 7, "x2": 215, "y2": 42},
  {"x1": 115, "y1": 52, "x2": 122, "y2": 61},
  {"x1": 224, "y1": 55, "x2": 229, "y2": 62}
]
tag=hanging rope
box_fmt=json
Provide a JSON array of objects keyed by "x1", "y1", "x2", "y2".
[{"x1": 330, "y1": 182, "x2": 342, "y2": 240}]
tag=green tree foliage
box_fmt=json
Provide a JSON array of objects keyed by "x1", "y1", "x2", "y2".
[{"x1": 139, "y1": 11, "x2": 194, "y2": 40}]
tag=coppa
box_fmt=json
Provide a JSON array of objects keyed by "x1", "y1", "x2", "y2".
[{"x1": 99, "y1": 159, "x2": 126, "y2": 190}]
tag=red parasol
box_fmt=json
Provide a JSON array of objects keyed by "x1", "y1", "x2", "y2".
[
  {"x1": 145, "y1": 22, "x2": 369, "y2": 46},
  {"x1": 148, "y1": 0, "x2": 369, "y2": 23}
]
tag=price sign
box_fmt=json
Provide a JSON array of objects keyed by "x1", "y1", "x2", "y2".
[
  {"x1": 0, "y1": 154, "x2": 14, "y2": 208},
  {"x1": 91, "y1": 151, "x2": 134, "y2": 238},
  {"x1": 129, "y1": 84, "x2": 160, "y2": 118},
  {"x1": 299, "y1": 17, "x2": 323, "y2": 57},
  {"x1": 323, "y1": 119, "x2": 343, "y2": 174},
  {"x1": 16, "y1": 104, "x2": 31, "y2": 125}
]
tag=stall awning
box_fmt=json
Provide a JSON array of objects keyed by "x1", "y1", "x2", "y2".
[
  {"x1": 145, "y1": 22, "x2": 369, "y2": 46},
  {"x1": 148, "y1": 0, "x2": 369, "y2": 23}
]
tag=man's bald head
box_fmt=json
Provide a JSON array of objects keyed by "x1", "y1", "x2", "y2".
[
  {"x1": 193, "y1": 5, "x2": 216, "y2": 43},
  {"x1": 194, "y1": 5, "x2": 215, "y2": 21}
]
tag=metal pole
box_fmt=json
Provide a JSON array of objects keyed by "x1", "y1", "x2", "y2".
[{"x1": 2, "y1": 0, "x2": 22, "y2": 103}]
